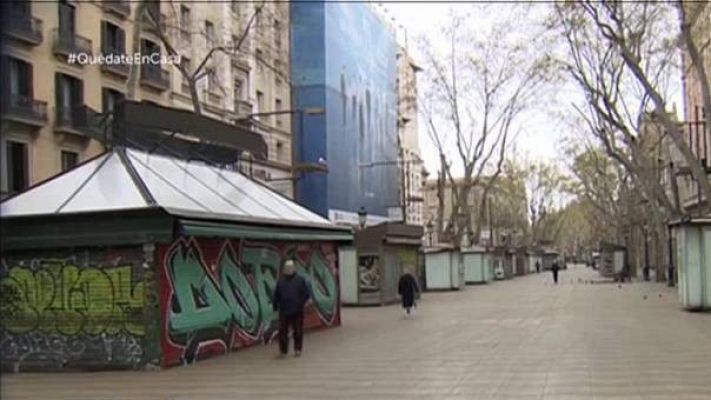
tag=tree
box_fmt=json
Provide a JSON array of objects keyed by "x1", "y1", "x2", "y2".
[
  {"x1": 420, "y1": 6, "x2": 551, "y2": 246},
  {"x1": 127, "y1": 1, "x2": 287, "y2": 115},
  {"x1": 554, "y1": 1, "x2": 711, "y2": 217},
  {"x1": 523, "y1": 160, "x2": 569, "y2": 246}
]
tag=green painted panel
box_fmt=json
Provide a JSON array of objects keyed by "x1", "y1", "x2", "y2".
[
  {"x1": 463, "y1": 253, "x2": 484, "y2": 283},
  {"x1": 1, "y1": 212, "x2": 173, "y2": 250},
  {"x1": 338, "y1": 247, "x2": 358, "y2": 304},
  {"x1": 425, "y1": 252, "x2": 451, "y2": 289},
  {"x1": 179, "y1": 220, "x2": 353, "y2": 242}
]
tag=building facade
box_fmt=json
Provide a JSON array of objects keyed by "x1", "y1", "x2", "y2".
[
  {"x1": 1, "y1": 0, "x2": 293, "y2": 199},
  {"x1": 678, "y1": 0, "x2": 711, "y2": 212},
  {"x1": 291, "y1": 2, "x2": 400, "y2": 222},
  {"x1": 396, "y1": 46, "x2": 425, "y2": 226}
]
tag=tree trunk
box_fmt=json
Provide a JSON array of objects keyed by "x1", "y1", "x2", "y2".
[
  {"x1": 127, "y1": 2, "x2": 146, "y2": 101},
  {"x1": 616, "y1": 44, "x2": 711, "y2": 213}
]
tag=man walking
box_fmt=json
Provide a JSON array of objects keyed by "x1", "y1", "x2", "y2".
[
  {"x1": 398, "y1": 268, "x2": 420, "y2": 318},
  {"x1": 535, "y1": 260, "x2": 541, "y2": 274},
  {"x1": 273, "y1": 260, "x2": 311, "y2": 357},
  {"x1": 551, "y1": 260, "x2": 560, "y2": 284}
]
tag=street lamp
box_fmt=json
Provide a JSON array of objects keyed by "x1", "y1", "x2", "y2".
[
  {"x1": 426, "y1": 220, "x2": 434, "y2": 247},
  {"x1": 358, "y1": 206, "x2": 367, "y2": 230}
]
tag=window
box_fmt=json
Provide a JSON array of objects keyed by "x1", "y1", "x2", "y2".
[
  {"x1": 255, "y1": 48, "x2": 263, "y2": 71},
  {"x1": 55, "y1": 73, "x2": 83, "y2": 125},
  {"x1": 276, "y1": 140, "x2": 285, "y2": 162},
  {"x1": 275, "y1": 98, "x2": 282, "y2": 126},
  {"x1": 145, "y1": 0, "x2": 160, "y2": 23},
  {"x1": 206, "y1": 68, "x2": 218, "y2": 93},
  {"x1": 7, "y1": 57, "x2": 33, "y2": 100},
  {"x1": 205, "y1": 20, "x2": 215, "y2": 47},
  {"x1": 180, "y1": 6, "x2": 190, "y2": 31},
  {"x1": 180, "y1": 57, "x2": 191, "y2": 92},
  {"x1": 58, "y1": 0, "x2": 75, "y2": 37},
  {"x1": 2, "y1": 140, "x2": 29, "y2": 196},
  {"x1": 61, "y1": 150, "x2": 79, "y2": 171},
  {"x1": 101, "y1": 21, "x2": 125, "y2": 54},
  {"x1": 102, "y1": 87, "x2": 124, "y2": 115},
  {"x1": 274, "y1": 19, "x2": 281, "y2": 49},
  {"x1": 140, "y1": 39, "x2": 161, "y2": 76},
  {"x1": 256, "y1": 90, "x2": 264, "y2": 118},
  {"x1": 274, "y1": 59, "x2": 282, "y2": 85},
  {"x1": 141, "y1": 39, "x2": 161, "y2": 57},
  {"x1": 233, "y1": 79, "x2": 243, "y2": 102}
]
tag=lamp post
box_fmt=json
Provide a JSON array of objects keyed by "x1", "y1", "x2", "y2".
[
  {"x1": 426, "y1": 220, "x2": 434, "y2": 247},
  {"x1": 358, "y1": 206, "x2": 367, "y2": 230}
]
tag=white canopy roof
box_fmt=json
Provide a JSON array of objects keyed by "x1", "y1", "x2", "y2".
[{"x1": 1, "y1": 148, "x2": 339, "y2": 230}]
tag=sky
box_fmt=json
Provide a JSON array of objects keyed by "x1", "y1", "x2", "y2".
[
  {"x1": 384, "y1": 1, "x2": 685, "y2": 178},
  {"x1": 385, "y1": 2, "x2": 569, "y2": 177}
]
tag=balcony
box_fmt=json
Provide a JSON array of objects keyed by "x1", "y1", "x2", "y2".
[
  {"x1": 234, "y1": 99, "x2": 252, "y2": 117},
  {"x1": 53, "y1": 29, "x2": 92, "y2": 62},
  {"x1": 1, "y1": 94, "x2": 47, "y2": 127},
  {"x1": 142, "y1": 12, "x2": 167, "y2": 35},
  {"x1": 140, "y1": 65, "x2": 170, "y2": 91},
  {"x1": 203, "y1": 88, "x2": 222, "y2": 105},
  {"x1": 2, "y1": 13, "x2": 43, "y2": 46},
  {"x1": 231, "y1": 56, "x2": 250, "y2": 72},
  {"x1": 102, "y1": 0, "x2": 130, "y2": 18},
  {"x1": 100, "y1": 50, "x2": 130, "y2": 79},
  {"x1": 55, "y1": 104, "x2": 103, "y2": 139}
]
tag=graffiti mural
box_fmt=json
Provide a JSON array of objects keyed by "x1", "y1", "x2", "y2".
[
  {"x1": 0, "y1": 247, "x2": 148, "y2": 371},
  {"x1": 160, "y1": 237, "x2": 340, "y2": 366},
  {"x1": 358, "y1": 256, "x2": 381, "y2": 293}
]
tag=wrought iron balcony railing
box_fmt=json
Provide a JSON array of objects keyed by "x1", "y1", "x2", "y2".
[
  {"x1": 2, "y1": 13, "x2": 43, "y2": 46},
  {"x1": 140, "y1": 65, "x2": 170, "y2": 91},
  {"x1": 102, "y1": 0, "x2": 130, "y2": 18},
  {"x1": 53, "y1": 29, "x2": 93, "y2": 60},
  {"x1": 1, "y1": 94, "x2": 48, "y2": 126}
]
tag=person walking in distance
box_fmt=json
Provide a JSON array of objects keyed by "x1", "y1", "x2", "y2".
[
  {"x1": 551, "y1": 260, "x2": 560, "y2": 284},
  {"x1": 535, "y1": 260, "x2": 541, "y2": 274},
  {"x1": 398, "y1": 268, "x2": 420, "y2": 318},
  {"x1": 273, "y1": 260, "x2": 311, "y2": 357}
]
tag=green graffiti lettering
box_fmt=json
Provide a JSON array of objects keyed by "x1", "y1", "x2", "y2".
[
  {"x1": 241, "y1": 247, "x2": 279, "y2": 333},
  {"x1": 1, "y1": 264, "x2": 145, "y2": 336},
  {"x1": 107, "y1": 267, "x2": 145, "y2": 336},
  {"x1": 167, "y1": 246, "x2": 231, "y2": 335},
  {"x1": 304, "y1": 253, "x2": 338, "y2": 322},
  {"x1": 218, "y1": 250, "x2": 261, "y2": 336}
]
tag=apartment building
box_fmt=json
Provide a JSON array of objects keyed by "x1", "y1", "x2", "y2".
[
  {"x1": 1, "y1": 0, "x2": 293, "y2": 199},
  {"x1": 396, "y1": 46, "x2": 425, "y2": 226},
  {"x1": 677, "y1": 0, "x2": 711, "y2": 212}
]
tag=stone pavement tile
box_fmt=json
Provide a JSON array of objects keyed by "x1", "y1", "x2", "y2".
[{"x1": 4, "y1": 265, "x2": 711, "y2": 400}]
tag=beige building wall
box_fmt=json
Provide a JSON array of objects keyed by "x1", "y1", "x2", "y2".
[
  {"x1": 397, "y1": 46, "x2": 424, "y2": 226},
  {"x1": 678, "y1": 0, "x2": 711, "y2": 211},
  {"x1": 1, "y1": 0, "x2": 292, "y2": 199}
]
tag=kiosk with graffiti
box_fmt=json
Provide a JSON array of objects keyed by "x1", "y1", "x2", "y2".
[
  {"x1": 0, "y1": 247, "x2": 148, "y2": 371},
  {"x1": 160, "y1": 237, "x2": 340, "y2": 366}
]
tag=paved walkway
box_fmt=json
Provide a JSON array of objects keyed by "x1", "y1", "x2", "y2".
[{"x1": 3, "y1": 265, "x2": 711, "y2": 400}]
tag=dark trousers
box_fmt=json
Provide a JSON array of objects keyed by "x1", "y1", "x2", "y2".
[
  {"x1": 552, "y1": 270, "x2": 559, "y2": 284},
  {"x1": 278, "y1": 312, "x2": 304, "y2": 354}
]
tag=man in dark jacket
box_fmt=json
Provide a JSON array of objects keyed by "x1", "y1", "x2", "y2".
[
  {"x1": 273, "y1": 260, "x2": 310, "y2": 357},
  {"x1": 398, "y1": 268, "x2": 420, "y2": 317}
]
